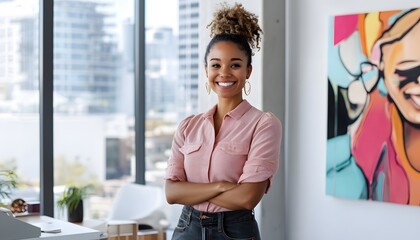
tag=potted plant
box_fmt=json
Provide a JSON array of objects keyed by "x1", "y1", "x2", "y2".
[
  {"x1": 57, "y1": 185, "x2": 91, "y2": 223},
  {"x1": 0, "y1": 168, "x2": 18, "y2": 208}
]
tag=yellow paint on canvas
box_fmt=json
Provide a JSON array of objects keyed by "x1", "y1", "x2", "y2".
[{"x1": 364, "y1": 12, "x2": 382, "y2": 58}]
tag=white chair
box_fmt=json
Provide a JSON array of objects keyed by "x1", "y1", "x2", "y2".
[
  {"x1": 163, "y1": 203, "x2": 184, "y2": 238},
  {"x1": 107, "y1": 183, "x2": 168, "y2": 239}
]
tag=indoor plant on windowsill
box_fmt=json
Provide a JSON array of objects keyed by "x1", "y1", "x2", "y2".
[
  {"x1": 57, "y1": 185, "x2": 91, "y2": 223},
  {"x1": 0, "y1": 168, "x2": 18, "y2": 208}
]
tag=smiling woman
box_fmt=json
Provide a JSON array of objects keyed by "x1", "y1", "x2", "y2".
[
  {"x1": 326, "y1": 6, "x2": 420, "y2": 211},
  {"x1": 205, "y1": 41, "x2": 252, "y2": 106},
  {"x1": 164, "y1": 3, "x2": 282, "y2": 240},
  {"x1": 376, "y1": 10, "x2": 420, "y2": 124},
  {"x1": 374, "y1": 9, "x2": 420, "y2": 204},
  {"x1": 349, "y1": 8, "x2": 420, "y2": 205}
]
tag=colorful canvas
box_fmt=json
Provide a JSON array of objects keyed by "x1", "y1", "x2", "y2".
[{"x1": 327, "y1": 8, "x2": 420, "y2": 205}]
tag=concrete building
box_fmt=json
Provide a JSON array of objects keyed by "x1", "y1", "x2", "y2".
[{"x1": 178, "y1": 0, "x2": 199, "y2": 117}]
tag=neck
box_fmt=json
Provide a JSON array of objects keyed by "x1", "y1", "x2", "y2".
[{"x1": 215, "y1": 98, "x2": 243, "y2": 119}]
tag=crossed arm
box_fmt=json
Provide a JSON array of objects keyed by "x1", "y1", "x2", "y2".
[{"x1": 165, "y1": 179, "x2": 268, "y2": 210}]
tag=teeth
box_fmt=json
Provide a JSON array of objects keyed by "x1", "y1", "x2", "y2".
[{"x1": 218, "y1": 82, "x2": 234, "y2": 87}]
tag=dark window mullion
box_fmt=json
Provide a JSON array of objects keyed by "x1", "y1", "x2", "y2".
[
  {"x1": 135, "y1": 0, "x2": 146, "y2": 184},
  {"x1": 39, "y1": 0, "x2": 54, "y2": 216}
]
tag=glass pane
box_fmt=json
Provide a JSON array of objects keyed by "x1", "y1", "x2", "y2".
[
  {"x1": 145, "y1": 0, "x2": 199, "y2": 229},
  {"x1": 0, "y1": 0, "x2": 40, "y2": 210},
  {"x1": 53, "y1": 0, "x2": 134, "y2": 220}
]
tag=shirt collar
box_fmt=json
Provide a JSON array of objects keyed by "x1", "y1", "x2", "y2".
[{"x1": 202, "y1": 100, "x2": 252, "y2": 120}]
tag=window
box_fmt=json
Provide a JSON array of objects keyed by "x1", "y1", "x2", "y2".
[
  {"x1": 53, "y1": 0, "x2": 135, "y2": 220},
  {"x1": 145, "y1": 0, "x2": 179, "y2": 189},
  {"x1": 0, "y1": 0, "x2": 200, "y2": 223},
  {"x1": 145, "y1": 0, "x2": 199, "y2": 185},
  {"x1": 0, "y1": 0, "x2": 40, "y2": 207}
]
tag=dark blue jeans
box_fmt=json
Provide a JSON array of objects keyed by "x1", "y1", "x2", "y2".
[{"x1": 171, "y1": 205, "x2": 261, "y2": 240}]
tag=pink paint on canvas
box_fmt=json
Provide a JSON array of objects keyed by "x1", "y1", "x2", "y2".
[{"x1": 334, "y1": 14, "x2": 359, "y2": 45}]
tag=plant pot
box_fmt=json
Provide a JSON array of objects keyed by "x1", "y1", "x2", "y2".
[{"x1": 67, "y1": 200, "x2": 83, "y2": 223}]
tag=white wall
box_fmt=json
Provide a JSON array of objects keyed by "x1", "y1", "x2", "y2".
[{"x1": 286, "y1": 0, "x2": 420, "y2": 240}]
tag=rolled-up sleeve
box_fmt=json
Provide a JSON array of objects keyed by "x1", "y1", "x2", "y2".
[
  {"x1": 238, "y1": 112, "x2": 282, "y2": 192},
  {"x1": 165, "y1": 116, "x2": 193, "y2": 182}
]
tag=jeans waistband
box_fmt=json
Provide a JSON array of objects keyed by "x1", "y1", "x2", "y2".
[{"x1": 184, "y1": 205, "x2": 254, "y2": 227}]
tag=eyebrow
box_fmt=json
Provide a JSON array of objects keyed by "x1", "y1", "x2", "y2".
[
  {"x1": 209, "y1": 58, "x2": 244, "y2": 62},
  {"x1": 395, "y1": 65, "x2": 420, "y2": 75}
]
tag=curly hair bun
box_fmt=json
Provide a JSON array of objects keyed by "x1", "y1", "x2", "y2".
[{"x1": 207, "y1": 2, "x2": 263, "y2": 51}]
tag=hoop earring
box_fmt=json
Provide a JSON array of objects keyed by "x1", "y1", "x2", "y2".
[
  {"x1": 244, "y1": 80, "x2": 251, "y2": 96},
  {"x1": 205, "y1": 82, "x2": 211, "y2": 95}
]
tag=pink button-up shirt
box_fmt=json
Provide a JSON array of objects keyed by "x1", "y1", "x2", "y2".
[{"x1": 165, "y1": 100, "x2": 282, "y2": 212}]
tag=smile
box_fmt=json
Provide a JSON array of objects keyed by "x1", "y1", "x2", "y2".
[
  {"x1": 408, "y1": 95, "x2": 420, "y2": 109},
  {"x1": 217, "y1": 82, "x2": 235, "y2": 87},
  {"x1": 404, "y1": 86, "x2": 420, "y2": 110}
]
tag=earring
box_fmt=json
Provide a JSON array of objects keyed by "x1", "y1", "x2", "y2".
[
  {"x1": 244, "y1": 80, "x2": 251, "y2": 96},
  {"x1": 205, "y1": 82, "x2": 211, "y2": 95}
]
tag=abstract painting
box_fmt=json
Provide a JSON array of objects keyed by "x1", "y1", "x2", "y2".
[{"x1": 327, "y1": 8, "x2": 420, "y2": 205}]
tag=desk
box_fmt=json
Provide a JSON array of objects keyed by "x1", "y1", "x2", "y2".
[
  {"x1": 105, "y1": 220, "x2": 166, "y2": 240},
  {"x1": 19, "y1": 215, "x2": 101, "y2": 240}
]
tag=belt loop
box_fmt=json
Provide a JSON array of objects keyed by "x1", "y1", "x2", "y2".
[
  {"x1": 217, "y1": 212, "x2": 223, "y2": 232},
  {"x1": 186, "y1": 205, "x2": 193, "y2": 226}
]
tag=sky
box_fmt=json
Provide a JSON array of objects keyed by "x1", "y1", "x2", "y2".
[
  {"x1": 114, "y1": 0, "x2": 179, "y2": 31},
  {"x1": 111, "y1": 0, "x2": 179, "y2": 50},
  {"x1": 145, "y1": 0, "x2": 179, "y2": 30}
]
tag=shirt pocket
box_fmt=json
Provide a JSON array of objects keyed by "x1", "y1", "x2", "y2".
[
  {"x1": 179, "y1": 142, "x2": 202, "y2": 155},
  {"x1": 218, "y1": 142, "x2": 249, "y2": 155},
  {"x1": 180, "y1": 142, "x2": 203, "y2": 177}
]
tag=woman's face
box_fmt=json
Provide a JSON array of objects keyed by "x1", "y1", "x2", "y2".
[
  {"x1": 382, "y1": 23, "x2": 420, "y2": 124},
  {"x1": 205, "y1": 41, "x2": 252, "y2": 102}
]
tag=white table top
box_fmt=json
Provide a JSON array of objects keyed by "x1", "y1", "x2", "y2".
[{"x1": 18, "y1": 215, "x2": 101, "y2": 240}]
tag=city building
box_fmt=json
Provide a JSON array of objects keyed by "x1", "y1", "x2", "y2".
[
  {"x1": 178, "y1": 0, "x2": 199, "y2": 117},
  {"x1": 54, "y1": 0, "x2": 119, "y2": 114}
]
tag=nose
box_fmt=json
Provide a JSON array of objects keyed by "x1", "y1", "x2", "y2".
[{"x1": 220, "y1": 66, "x2": 231, "y2": 77}]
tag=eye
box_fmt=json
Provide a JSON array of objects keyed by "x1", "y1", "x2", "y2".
[
  {"x1": 211, "y1": 63, "x2": 221, "y2": 68},
  {"x1": 395, "y1": 65, "x2": 420, "y2": 89},
  {"x1": 395, "y1": 65, "x2": 420, "y2": 81},
  {"x1": 231, "y1": 63, "x2": 241, "y2": 69}
]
